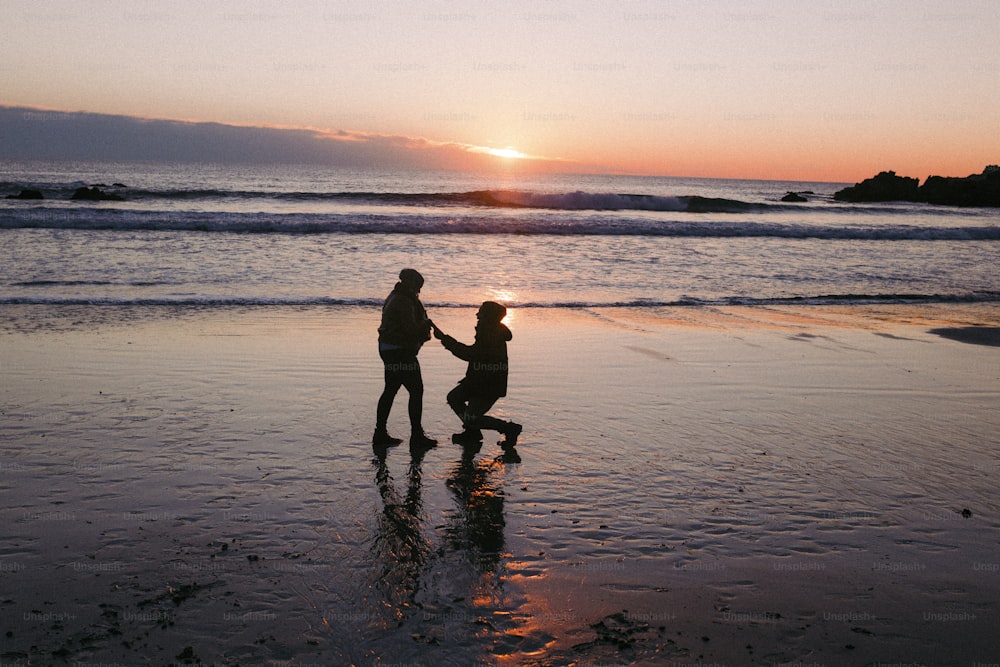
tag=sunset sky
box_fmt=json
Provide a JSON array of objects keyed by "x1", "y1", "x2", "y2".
[{"x1": 2, "y1": 0, "x2": 998, "y2": 181}]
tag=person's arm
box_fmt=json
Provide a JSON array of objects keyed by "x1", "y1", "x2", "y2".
[{"x1": 433, "y1": 324, "x2": 474, "y2": 361}]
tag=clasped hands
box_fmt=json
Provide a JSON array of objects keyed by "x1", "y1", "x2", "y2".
[{"x1": 429, "y1": 320, "x2": 445, "y2": 340}]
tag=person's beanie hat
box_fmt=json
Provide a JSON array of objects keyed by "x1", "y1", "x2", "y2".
[
  {"x1": 480, "y1": 301, "x2": 506, "y2": 321},
  {"x1": 399, "y1": 268, "x2": 424, "y2": 288}
]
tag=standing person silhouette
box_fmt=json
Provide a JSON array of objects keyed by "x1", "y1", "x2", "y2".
[
  {"x1": 433, "y1": 301, "x2": 522, "y2": 449},
  {"x1": 374, "y1": 269, "x2": 437, "y2": 450}
]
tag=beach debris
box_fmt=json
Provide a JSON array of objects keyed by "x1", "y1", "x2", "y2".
[
  {"x1": 175, "y1": 645, "x2": 199, "y2": 664},
  {"x1": 137, "y1": 581, "x2": 218, "y2": 608},
  {"x1": 961, "y1": 508, "x2": 973, "y2": 518},
  {"x1": 572, "y1": 610, "x2": 655, "y2": 652}
]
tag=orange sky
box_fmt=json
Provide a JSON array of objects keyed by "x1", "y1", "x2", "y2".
[{"x1": 2, "y1": 1, "x2": 998, "y2": 181}]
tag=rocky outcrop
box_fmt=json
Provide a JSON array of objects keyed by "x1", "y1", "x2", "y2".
[
  {"x1": 71, "y1": 186, "x2": 125, "y2": 202},
  {"x1": 6, "y1": 188, "x2": 44, "y2": 200},
  {"x1": 833, "y1": 171, "x2": 919, "y2": 203},
  {"x1": 781, "y1": 191, "x2": 808, "y2": 202},
  {"x1": 835, "y1": 166, "x2": 1000, "y2": 207},
  {"x1": 918, "y1": 166, "x2": 1000, "y2": 207}
]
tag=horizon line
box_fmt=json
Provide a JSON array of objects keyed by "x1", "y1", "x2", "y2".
[{"x1": 2, "y1": 102, "x2": 985, "y2": 184}]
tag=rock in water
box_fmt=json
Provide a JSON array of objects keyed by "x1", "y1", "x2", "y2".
[
  {"x1": 71, "y1": 186, "x2": 125, "y2": 201},
  {"x1": 833, "y1": 171, "x2": 919, "y2": 202},
  {"x1": 919, "y1": 166, "x2": 1000, "y2": 207},
  {"x1": 835, "y1": 166, "x2": 1000, "y2": 207},
  {"x1": 6, "y1": 189, "x2": 44, "y2": 200}
]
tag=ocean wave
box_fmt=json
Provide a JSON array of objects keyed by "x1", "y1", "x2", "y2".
[
  {"x1": 9, "y1": 181, "x2": 998, "y2": 220},
  {"x1": 2, "y1": 208, "x2": 998, "y2": 240},
  {"x1": 464, "y1": 190, "x2": 711, "y2": 211},
  {"x1": 3, "y1": 181, "x2": 763, "y2": 211},
  {"x1": 3, "y1": 293, "x2": 998, "y2": 308}
]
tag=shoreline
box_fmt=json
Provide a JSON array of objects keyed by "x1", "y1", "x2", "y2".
[{"x1": 2, "y1": 303, "x2": 999, "y2": 665}]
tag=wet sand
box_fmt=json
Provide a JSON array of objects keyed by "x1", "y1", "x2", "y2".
[{"x1": 1, "y1": 303, "x2": 999, "y2": 666}]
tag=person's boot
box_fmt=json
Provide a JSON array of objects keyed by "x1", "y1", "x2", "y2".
[
  {"x1": 409, "y1": 431, "x2": 438, "y2": 450},
  {"x1": 499, "y1": 422, "x2": 522, "y2": 448},
  {"x1": 372, "y1": 429, "x2": 402, "y2": 446}
]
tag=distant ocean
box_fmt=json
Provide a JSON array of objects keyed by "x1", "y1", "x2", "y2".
[{"x1": 2, "y1": 160, "x2": 998, "y2": 311}]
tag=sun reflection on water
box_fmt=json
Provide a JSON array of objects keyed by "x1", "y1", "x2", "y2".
[{"x1": 486, "y1": 287, "x2": 518, "y2": 326}]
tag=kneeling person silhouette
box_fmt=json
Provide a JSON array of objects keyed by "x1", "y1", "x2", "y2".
[{"x1": 433, "y1": 301, "x2": 522, "y2": 449}]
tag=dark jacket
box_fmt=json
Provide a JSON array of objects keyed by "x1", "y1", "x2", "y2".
[
  {"x1": 378, "y1": 284, "x2": 431, "y2": 352},
  {"x1": 440, "y1": 320, "x2": 512, "y2": 398}
]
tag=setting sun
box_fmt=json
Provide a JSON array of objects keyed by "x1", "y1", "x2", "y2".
[{"x1": 485, "y1": 147, "x2": 527, "y2": 159}]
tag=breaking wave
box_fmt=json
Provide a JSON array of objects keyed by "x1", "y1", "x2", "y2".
[
  {"x1": 3, "y1": 293, "x2": 998, "y2": 308},
  {"x1": 3, "y1": 182, "x2": 770, "y2": 212},
  {"x1": 2, "y1": 207, "x2": 998, "y2": 239}
]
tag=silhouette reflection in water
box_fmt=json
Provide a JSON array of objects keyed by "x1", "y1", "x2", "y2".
[
  {"x1": 370, "y1": 443, "x2": 432, "y2": 625},
  {"x1": 444, "y1": 442, "x2": 509, "y2": 573},
  {"x1": 367, "y1": 440, "x2": 526, "y2": 658}
]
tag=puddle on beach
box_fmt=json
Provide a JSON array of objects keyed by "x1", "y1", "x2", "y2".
[{"x1": 2, "y1": 304, "x2": 999, "y2": 664}]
